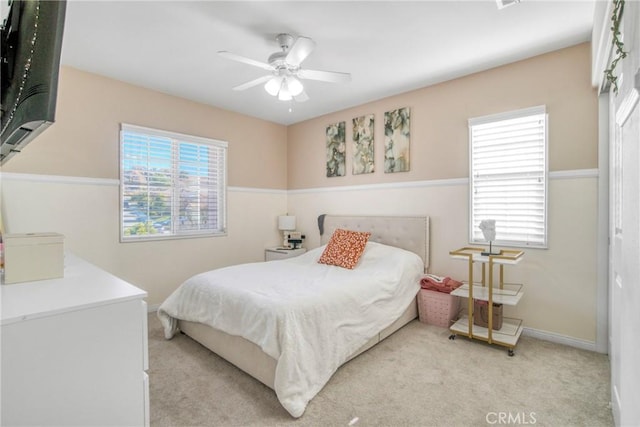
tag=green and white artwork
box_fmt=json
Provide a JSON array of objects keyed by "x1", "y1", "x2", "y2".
[
  {"x1": 326, "y1": 121, "x2": 346, "y2": 177},
  {"x1": 384, "y1": 107, "x2": 410, "y2": 173},
  {"x1": 352, "y1": 114, "x2": 375, "y2": 175}
]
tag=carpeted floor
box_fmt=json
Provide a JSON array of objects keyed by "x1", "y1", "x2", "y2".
[{"x1": 148, "y1": 314, "x2": 613, "y2": 426}]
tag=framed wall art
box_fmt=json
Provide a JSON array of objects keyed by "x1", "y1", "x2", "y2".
[
  {"x1": 326, "y1": 121, "x2": 346, "y2": 177},
  {"x1": 384, "y1": 107, "x2": 410, "y2": 173},
  {"x1": 352, "y1": 114, "x2": 375, "y2": 175}
]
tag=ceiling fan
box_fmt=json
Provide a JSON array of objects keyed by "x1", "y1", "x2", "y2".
[{"x1": 218, "y1": 33, "x2": 351, "y2": 102}]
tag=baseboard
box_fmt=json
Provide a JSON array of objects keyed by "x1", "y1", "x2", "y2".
[
  {"x1": 522, "y1": 326, "x2": 602, "y2": 353},
  {"x1": 147, "y1": 303, "x2": 160, "y2": 313},
  {"x1": 146, "y1": 303, "x2": 602, "y2": 354}
]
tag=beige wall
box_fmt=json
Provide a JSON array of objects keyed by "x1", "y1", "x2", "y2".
[
  {"x1": 286, "y1": 43, "x2": 601, "y2": 343},
  {"x1": 287, "y1": 43, "x2": 597, "y2": 189},
  {"x1": 1, "y1": 67, "x2": 289, "y2": 305},
  {"x1": 3, "y1": 67, "x2": 288, "y2": 189}
]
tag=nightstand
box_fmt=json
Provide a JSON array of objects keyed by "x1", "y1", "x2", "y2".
[{"x1": 264, "y1": 247, "x2": 306, "y2": 261}]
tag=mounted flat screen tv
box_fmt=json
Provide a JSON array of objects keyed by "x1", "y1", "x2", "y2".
[{"x1": 0, "y1": 0, "x2": 66, "y2": 164}]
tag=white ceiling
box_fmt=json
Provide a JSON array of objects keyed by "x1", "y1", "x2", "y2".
[{"x1": 59, "y1": 0, "x2": 596, "y2": 125}]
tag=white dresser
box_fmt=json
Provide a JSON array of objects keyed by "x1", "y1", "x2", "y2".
[{"x1": 1, "y1": 254, "x2": 149, "y2": 426}]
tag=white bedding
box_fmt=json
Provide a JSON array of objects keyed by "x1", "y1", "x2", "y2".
[{"x1": 157, "y1": 241, "x2": 423, "y2": 417}]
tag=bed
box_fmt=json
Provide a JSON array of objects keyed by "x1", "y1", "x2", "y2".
[{"x1": 158, "y1": 214, "x2": 429, "y2": 417}]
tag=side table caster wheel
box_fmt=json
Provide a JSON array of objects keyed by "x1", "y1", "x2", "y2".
[
  {"x1": 508, "y1": 349, "x2": 515, "y2": 357},
  {"x1": 449, "y1": 334, "x2": 456, "y2": 340}
]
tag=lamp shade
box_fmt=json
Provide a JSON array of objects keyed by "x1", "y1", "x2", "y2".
[
  {"x1": 287, "y1": 77, "x2": 304, "y2": 96},
  {"x1": 278, "y1": 82, "x2": 292, "y2": 101},
  {"x1": 278, "y1": 215, "x2": 296, "y2": 231},
  {"x1": 265, "y1": 75, "x2": 303, "y2": 101},
  {"x1": 264, "y1": 76, "x2": 283, "y2": 96}
]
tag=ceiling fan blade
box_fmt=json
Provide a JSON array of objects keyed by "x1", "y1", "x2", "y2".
[
  {"x1": 218, "y1": 51, "x2": 274, "y2": 71},
  {"x1": 297, "y1": 69, "x2": 351, "y2": 83},
  {"x1": 232, "y1": 75, "x2": 273, "y2": 91},
  {"x1": 286, "y1": 36, "x2": 316, "y2": 66},
  {"x1": 294, "y1": 91, "x2": 309, "y2": 103}
]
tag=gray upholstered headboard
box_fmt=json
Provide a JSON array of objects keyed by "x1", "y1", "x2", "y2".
[{"x1": 318, "y1": 214, "x2": 430, "y2": 269}]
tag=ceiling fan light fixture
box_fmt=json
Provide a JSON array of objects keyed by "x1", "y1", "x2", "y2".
[
  {"x1": 264, "y1": 76, "x2": 283, "y2": 96},
  {"x1": 220, "y1": 33, "x2": 349, "y2": 104},
  {"x1": 287, "y1": 76, "x2": 304, "y2": 96},
  {"x1": 278, "y1": 85, "x2": 292, "y2": 101}
]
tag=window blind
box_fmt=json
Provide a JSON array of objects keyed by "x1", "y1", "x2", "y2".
[
  {"x1": 469, "y1": 106, "x2": 547, "y2": 248},
  {"x1": 120, "y1": 124, "x2": 227, "y2": 241}
]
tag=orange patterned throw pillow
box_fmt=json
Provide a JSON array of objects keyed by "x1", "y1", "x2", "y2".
[{"x1": 318, "y1": 229, "x2": 371, "y2": 269}]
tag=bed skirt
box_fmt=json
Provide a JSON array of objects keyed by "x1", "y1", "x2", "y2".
[{"x1": 179, "y1": 297, "x2": 418, "y2": 390}]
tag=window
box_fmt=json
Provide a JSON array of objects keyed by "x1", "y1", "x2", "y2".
[
  {"x1": 120, "y1": 124, "x2": 227, "y2": 242},
  {"x1": 469, "y1": 106, "x2": 547, "y2": 248}
]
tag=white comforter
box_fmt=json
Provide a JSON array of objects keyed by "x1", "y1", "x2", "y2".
[{"x1": 157, "y1": 241, "x2": 423, "y2": 417}]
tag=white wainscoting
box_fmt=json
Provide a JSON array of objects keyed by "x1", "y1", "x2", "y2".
[
  {"x1": 1, "y1": 172, "x2": 287, "y2": 305},
  {"x1": 286, "y1": 170, "x2": 602, "y2": 349}
]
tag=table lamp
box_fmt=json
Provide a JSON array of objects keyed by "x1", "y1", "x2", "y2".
[{"x1": 278, "y1": 215, "x2": 296, "y2": 248}]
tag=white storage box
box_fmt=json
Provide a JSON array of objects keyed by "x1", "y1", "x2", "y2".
[{"x1": 3, "y1": 233, "x2": 64, "y2": 284}]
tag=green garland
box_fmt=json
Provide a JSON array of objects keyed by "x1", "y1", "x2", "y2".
[{"x1": 604, "y1": 0, "x2": 627, "y2": 94}]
